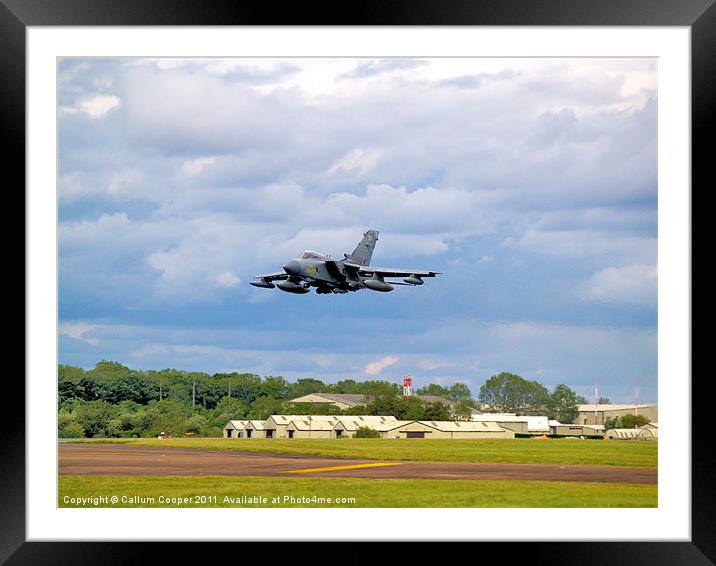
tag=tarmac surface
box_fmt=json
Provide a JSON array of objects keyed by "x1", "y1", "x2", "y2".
[{"x1": 59, "y1": 443, "x2": 657, "y2": 484}]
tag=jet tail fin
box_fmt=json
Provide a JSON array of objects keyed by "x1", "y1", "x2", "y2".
[{"x1": 345, "y1": 230, "x2": 379, "y2": 266}]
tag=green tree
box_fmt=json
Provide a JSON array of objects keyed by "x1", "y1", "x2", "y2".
[
  {"x1": 58, "y1": 380, "x2": 83, "y2": 404},
  {"x1": 287, "y1": 402, "x2": 343, "y2": 416},
  {"x1": 289, "y1": 378, "x2": 326, "y2": 398},
  {"x1": 88, "y1": 360, "x2": 133, "y2": 382},
  {"x1": 448, "y1": 383, "x2": 473, "y2": 400},
  {"x1": 353, "y1": 426, "x2": 380, "y2": 438},
  {"x1": 620, "y1": 413, "x2": 650, "y2": 428},
  {"x1": 416, "y1": 384, "x2": 450, "y2": 397},
  {"x1": 400, "y1": 397, "x2": 431, "y2": 420},
  {"x1": 259, "y1": 376, "x2": 290, "y2": 399},
  {"x1": 331, "y1": 379, "x2": 359, "y2": 393},
  {"x1": 77, "y1": 376, "x2": 108, "y2": 401},
  {"x1": 108, "y1": 375, "x2": 154, "y2": 404},
  {"x1": 452, "y1": 400, "x2": 474, "y2": 421},
  {"x1": 478, "y1": 372, "x2": 550, "y2": 414},
  {"x1": 74, "y1": 400, "x2": 116, "y2": 437},
  {"x1": 145, "y1": 399, "x2": 195, "y2": 436},
  {"x1": 422, "y1": 401, "x2": 452, "y2": 421},
  {"x1": 548, "y1": 384, "x2": 579, "y2": 423},
  {"x1": 357, "y1": 380, "x2": 400, "y2": 396},
  {"x1": 247, "y1": 396, "x2": 287, "y2": 420},
  {"x1": 58, "y1": 364, "x2": 86, "y2": 383},
  {"x1": 195, "y1": 377, "x2": 228, "y2": 409},
  {"x1": 210, "y1": 396, "x2": 248, "y2": 429},
  {"x1": 59, "y1": 422, "x2": 85, "y2": 438}
]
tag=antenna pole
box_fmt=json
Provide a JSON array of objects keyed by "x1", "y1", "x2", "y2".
[{"x1": 594, "y1": 382, "x2": 599, "y2": 425}]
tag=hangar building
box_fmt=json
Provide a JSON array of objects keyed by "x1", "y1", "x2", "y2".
[
  {"x1": 471, "y1": 414, "x2": 549, "y2": 434},
  {"x1": 243, "y1": 420, "x2": 267, "y2": 438},
  {"x1": 223, "y1": 420, "x2": 249, "y2": 438},
  {"x1": 577, "y1": 404, "x2": 658, "y2": 425},
  {"x1": 376, "y1": 420, "x2": 515, "y2": 439}
]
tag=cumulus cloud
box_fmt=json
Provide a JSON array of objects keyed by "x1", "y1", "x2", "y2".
[
  {"x1": 63, "y1": 94, "x2": 121, "y2": 118},
  {"x1": 59, "y1": 322, "x2": 101, "y2": 345},
  {"x1": 365, "y1": 355, "x2": 400, "y2": 375},
  {"x1": 181, "y1": 157, "x2": 216, "y2": 177},
  {"x1": 343, "y1": 59, "x2": 428, "y2": 78},
  {"x1": 579, "y1": 263, "x2": 657, "y2": 306},
  {"x1": 326, "y1": 148, "x2": 382, "y2": 176},
  {"x1": 215, "y1": 271, "x2": 241, "y2": 288}
]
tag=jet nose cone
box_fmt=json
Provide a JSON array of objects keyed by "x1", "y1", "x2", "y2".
[{"x1": 283, "y1": 260, "x2": 301, "y2": 276}]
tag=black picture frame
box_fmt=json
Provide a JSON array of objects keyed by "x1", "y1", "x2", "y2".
[{"x1": 6, "y1": 0, "x2": 708, "y2": 562}]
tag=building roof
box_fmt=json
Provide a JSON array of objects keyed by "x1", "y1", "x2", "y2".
[
  {"x1": 289, "y1": 392, "x2": 478, "y2": 412},
  {"x1": 607, "y1": 428, "x2": 641, "y2": 438},
  {"x1": 418, "y1": 420, "x2": 507, "y2": 432},
  {"x1": 245, "y1": 420, "x2": 265, "y2": 430},
  {"x1": 266, "y1": 414, "x2": 338, "y2": 425},
  {"x1": 638, "y1": 428, "x2": 658, "y2": 438},
  {"x1": 225, "y1": 420, "x2": 249, "y2": 430},
  {"x1": 471, "y1": 414, "x2": 550, "y2": 432},
  {"x1": 286, "y1": 419, "x2": 338, "y2": 431},
  {"x1": 375, "y1": 420, "x2": 415, "y2": 432},
  {"x1": 290, "y1": 393, "x2": 370, "y2": 406},
  {"x1": 578, "y1": 404, "x2": 657, "y2": 412},
  {"x1": 331, "y1": 416, "x2": 397, "y2": 430}
]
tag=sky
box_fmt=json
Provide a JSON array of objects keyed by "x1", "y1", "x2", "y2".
[{"x1": 57, "y1": 57, "x2": 658, "y2": 403}]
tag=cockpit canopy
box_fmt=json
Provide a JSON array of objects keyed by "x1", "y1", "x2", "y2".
[{"x1": 296, "y1": 250, "x2": 326, "y2": 260}]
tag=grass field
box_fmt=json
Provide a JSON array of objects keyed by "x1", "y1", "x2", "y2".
[
  {"x1": 58, "y1": 475, "x2": 657, "y2": 508},
  {"x1": 69, "y1": 437, "x2": 658, "y2": 468}
]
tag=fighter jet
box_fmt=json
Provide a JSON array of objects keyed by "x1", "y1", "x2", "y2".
[{"x1": 250, "y1": 230, "x2": 440, "y2": 294}]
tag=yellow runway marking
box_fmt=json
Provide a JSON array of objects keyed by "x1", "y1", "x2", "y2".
[{"x1": 286, "y1": 462, "x2": 402, "y2": 474}]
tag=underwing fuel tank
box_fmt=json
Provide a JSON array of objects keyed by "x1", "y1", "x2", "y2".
[
  {"x1": 363, "y1": 279, "x2": 394, "y2": 292},
  {"x1": 403, "y1": 275, "x2": 424, "y2": 285},
  {"x1": 276, "y1": 280, "x2": 310, "y2": 294},
  {"x1": 250, "y1": 278, "x2": 275, "y2": 288}
]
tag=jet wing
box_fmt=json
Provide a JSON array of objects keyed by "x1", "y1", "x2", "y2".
[
  {"x1": 253, "y1": 271, "x2": 289, "y2": 281},
  {"x1": 347, "y1": 264, "x2": 440, "y2": 279},
  {"x1": 250, "y1": 271, "x2": 290, "y2": 288}
]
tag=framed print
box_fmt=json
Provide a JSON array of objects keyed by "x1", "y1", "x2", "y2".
[{"x1": 7, "y1": 0, "x2": 709, "y2": 562}]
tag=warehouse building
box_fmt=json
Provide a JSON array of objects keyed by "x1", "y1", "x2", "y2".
[
  {"x1": 376, "y1": 420, "x2": 514, "y2": 439},
  {"x1": 260, "y1": 415, "x2": 395, "y2": 439},
  {"x1": 638, "y1": 422, "x2": 659, "y2": 440},
  {"x1": 243, "y1": 420, "x2": 267, "y2": 438},
  {"x1": 263, "y1": 414, "x2": 341, "y2": 439},
  {"x1": 331, "y1": 415, "x2": 398, "y2": 438},
  {"x1": 549, "y1": 422, "x2": 605, "y2": 436},
  {"x1": 577, "y1": 404, "x2": 658, "y2": 425},
  {"x1": 471, "y1": 414, "x2": 549, "y2": 434},
  {"x1": 606, "y1": 428, "x2": 641, "y2": 440},
  {"x1": 223, "y1": 420, "x2": 249, "y2": 438},
  {"x1": 284, "y1": 419, "x2": 337, "y2": 439}
]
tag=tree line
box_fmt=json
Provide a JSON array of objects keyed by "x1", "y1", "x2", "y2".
[
  {"x1": 476, "y1": 371, "x2": 597, "y2": 423},
  {"x1": 57, "y1": 361, "x2": 589, "y2": 438}
]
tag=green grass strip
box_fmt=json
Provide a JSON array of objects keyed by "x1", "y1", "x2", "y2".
[{"x1": 58, "y1": 475, "x2": 657, "y2": 508}]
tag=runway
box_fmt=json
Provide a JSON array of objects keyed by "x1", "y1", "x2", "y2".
[{"x1": 59, "y1": 443, "x2": 657, "y2": 484}]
